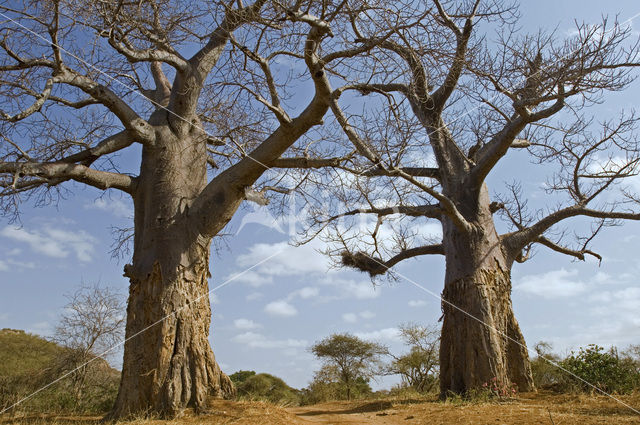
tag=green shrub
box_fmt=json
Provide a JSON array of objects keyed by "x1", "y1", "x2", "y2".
[
  {"x1": 0, "y1": 329, "x2": 119, "y2": 415},
  {"x1": 230, "y1": 370, "x2": 257, "y2": 387},
  {"x1": 234, "y1": 372, "x2": 301, "y2": 405},
  {"x1": 300, "y1": 365, "x2": 373, "y2": 405},
  {"x1": 560, "y1": 344, "x2": 639, "y2": 394}
]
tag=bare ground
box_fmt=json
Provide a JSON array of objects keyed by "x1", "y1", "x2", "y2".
[{"x1": 1, "y1": 392, "x2": 639, "y2": 424}]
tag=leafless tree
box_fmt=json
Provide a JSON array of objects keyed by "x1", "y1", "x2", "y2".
[
  {"x1": 52, "y1": 283, "x2": 125, "y2": 402},
  {"x1": 385, "y1": 323, "x2": 440, "y2": 393},
  {"x1": 0, "y1": 0, "x2": 408, "y2": 418},
  {"x1": 285, "y1": 0, "x2": 640, "y2": 397}
]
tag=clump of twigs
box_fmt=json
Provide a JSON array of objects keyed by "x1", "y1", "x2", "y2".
[{"x1": 341, "y1": 251, "x2": 388, "y2": 277}]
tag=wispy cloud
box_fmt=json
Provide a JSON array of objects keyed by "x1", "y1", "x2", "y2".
[
  {"x1": 408, "y1": 299, "x2": 427, "y2": 307},
  {"x1": 232, "y1": 331, "x2": 307, "y2": 349},
  {"x1": 234, "y1": 318, "x2": 262, "y2": 330},
  {"x1": 515, "y1": 269, "x2": 587, "y2": 298},
  {"x1": 342, "y1": 310, "x2": 376, "y2": 323},
  {"x1": 354, "y1": 327, "x2": 401, "y2": 342},
  {"x1": 264, "y1": 300, "x2": 298, "y2": 317},
  {"x1": 0, "y1": 225, "x2": 97, "y2": 262},
  {"x1": 85, "y1": 197, "x2": 133, "y2": 218}
]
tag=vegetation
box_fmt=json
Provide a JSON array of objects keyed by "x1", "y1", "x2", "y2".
[
  {"x1": 301, "y1": 365, "x2": 373, "y2": 405},
  {"x1": 385, "y1": 323, "x2": 440, "y2": 393},
  {"x1": 531, "y1": 342, "x2": 640, "y2": 395},
  {"x1": 231, "y1": 371, "x2": 301, "y2": 406},
  {"x1": 0, "y1": 329, "x2": 119, "y2": 415},
  {"x1": 310, "y1": 333, "x2": 387, "y2": 400}
]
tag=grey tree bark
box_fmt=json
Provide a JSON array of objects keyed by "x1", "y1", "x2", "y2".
[
  {"x1": 439, "y1": 185, "x2": 533, "y2": 395},
  {"x1": 293, "y1": 0, "x2": 640, "y2": 399},
  {"x1": 0, "y1": 0, "x2": 405, "y2": 417}
]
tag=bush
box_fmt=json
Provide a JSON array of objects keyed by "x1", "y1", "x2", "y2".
[
  {"x1": 530, "y1": 341, "x2": 571, "y2": 392},
  {"x1": 234, "y1": 372, "x2": 301, "y2": 405},
  {"x1": 0, "y1": 329, "x2": 119, "y2": 415},
  {"x1": 230, "y1": 370, "x2": 257, "y2": 387},
  {"x1": 560, "y1": 344, "x2": 639, "y2": 394},
  {"x1": 300, "y1": 365, "x2": 373, "y2": 405}
]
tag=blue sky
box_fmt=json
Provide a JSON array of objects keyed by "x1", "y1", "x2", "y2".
[{"x1": 1, "y1": 0, "x2": 640, "y2": 391}]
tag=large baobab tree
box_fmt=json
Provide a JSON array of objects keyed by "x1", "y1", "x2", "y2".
[
  {"x1": 290, "y1": 0, "x2": 640, "y2": 397},
  {"x1": 0, "y1": 0, "x2": 402, "y2": 418}
]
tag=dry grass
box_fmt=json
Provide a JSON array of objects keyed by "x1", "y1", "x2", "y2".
[{"x1": 1, "y1": 392, "x2": 639, "y2": 425}]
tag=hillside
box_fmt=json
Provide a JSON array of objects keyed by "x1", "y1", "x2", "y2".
[
  {"x1": 0, "y1": 329, "x2": 120, "y2": 415},
  {"x1": 0, "y1": 329, "x2": 65, "y2": 380}
]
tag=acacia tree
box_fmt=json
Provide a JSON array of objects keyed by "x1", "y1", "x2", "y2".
[
  {"x1": 310, "y1": 333, "x2": 387, "y2": 400},
  {"x1": 290, "y1": 0, "x2": 640, "y2": 397},
  {"x1": 0, "y1": 0, "x2": 404, "y2": 418}
]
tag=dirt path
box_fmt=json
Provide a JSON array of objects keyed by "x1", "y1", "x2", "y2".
[
  {"x1": 286, "y1": 394, "x2": 640, "y2": 425},
  {"x1": 2, "y1": 393, "x2": 639, "y2": 424},
  {"x1": 288, "y1": 400, "x2": 407, "y2": 424}
]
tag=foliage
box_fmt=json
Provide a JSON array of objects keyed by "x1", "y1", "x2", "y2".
[
  {"x1": 229, "y1": 370, "x2": 257, "y2": 387},
  {"x1": 530, "y1": 342, "x2": 640, "y2": 394},
  {"x1": 234, "y1": 373, "x2": 300, "y2": 406},
  {"x1": 300, "y1": 365, "x2": 373, "y2": 405},
  {"x1": 310, "y1": 333, "x2": 387, "y2": 400},
  {"x1": 0, "y1": 329, "x2": 119, "y2": 415},
  {"x1": 560, "y1": 344, "x2": 639, "y2": 394},
  {"x1": 385, "y1": 323, "x2": 439, "y2": 393}
]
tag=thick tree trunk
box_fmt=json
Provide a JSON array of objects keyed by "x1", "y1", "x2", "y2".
[
  {"x1": 438, "y1": 185, "x2": 534, "y2": 398},
  {"x1": 439, "y1": 267, "x2": 533, "y2": 396},
  {"x1": 110, "y1": 246, "x2": 234, "y2": 418},
  {"x1": 109, "y1": 116, "x2": 234, "y2": 419}
]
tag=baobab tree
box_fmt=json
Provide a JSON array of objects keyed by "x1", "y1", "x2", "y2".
[
  {"x1": 290, "y1": 0, "x2": 640, "y2": 397},
  {"x1": 0, "y1": 0, "x2": 408, "y2": 418}
]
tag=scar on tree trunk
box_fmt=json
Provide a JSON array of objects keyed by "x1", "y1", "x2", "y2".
[
  {"x1": 108, "y1": 250, "x2": 234, "y2": 419},
  {"x1": 439, "y1": 268, "x2": 534, "y2": 398}
]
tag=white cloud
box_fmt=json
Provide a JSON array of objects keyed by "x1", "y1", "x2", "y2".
[
  {"x1": 342, "y1": 313, "x2": 358, "y2": 323},
  {"x1": 0, "y1": 260, "x2": 7, "y2": 271},
  {"x1": 342, "y1": 310, "x2": 375, "y2": 323},
  {"x1": 246, "y1": 292, "x2": 263, "y2": 301},
  {"x1": 85, "y1": 197, "x2": 133, "y2": 218},
  {"x1": 286, "y1": 286, "x2": 320, "y2": 301},
  {"x1": 515, "y1": 269, "x2": 587, "y2": 298},
  {"x1": 232, "y1": 331, "x2": 307, "y2": 349},
  {"x1": 0, "y1": 312, "x2": 8, "y2": 321},
  {"x1": 355, "y1": 327, "x2": 401, "y2": 342},
  {"x1": 264, "y1": 300, "x2": 298, "y2": 317},
  {"x1": 408, "y1": 300, "x2": 427, "y2": 307},
  {"x1": 0, "y1": 226, "x2": 97, "y2": 262},
  {"x1": 295, "y1": 287, "x2": 320, "y2": 299},
  {"x1": 320, "y1": 277, "x2": 380, "y2": 300},
  {"x1": 210, "y1": 293, "x2": 220, "y2": 305},
  {"x1": 234, "y1": 318, "x2": 262, "y2": 330},
  {"x1": 228, "y1": 271, "x2": 273, "y2": 287},
  {"x1": 360, "y1": 310, "x2": 375, "y2": 319},
  {"x1": 235, "y1": 240, "x2": 332, "y2": 277},
  {"x1": 5, "y1": 259, "x2": 36, "y2": 269}
]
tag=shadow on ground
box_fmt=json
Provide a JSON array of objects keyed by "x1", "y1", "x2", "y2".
[{"x1": 297, "y1": 401, "x2": 394, "y2": 416}]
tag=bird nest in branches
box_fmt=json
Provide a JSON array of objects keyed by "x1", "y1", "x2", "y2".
[{"x1": 341, "y1": 251, "x2": 388, "y2": 277}]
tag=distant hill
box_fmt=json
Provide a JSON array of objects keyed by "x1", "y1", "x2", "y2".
[
  {"x1": 0, "y1": 329, "x2": 64, "y2": 380},
  {"x1": 0, "y1": 328, "x2": 120, "y2": 415}
]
